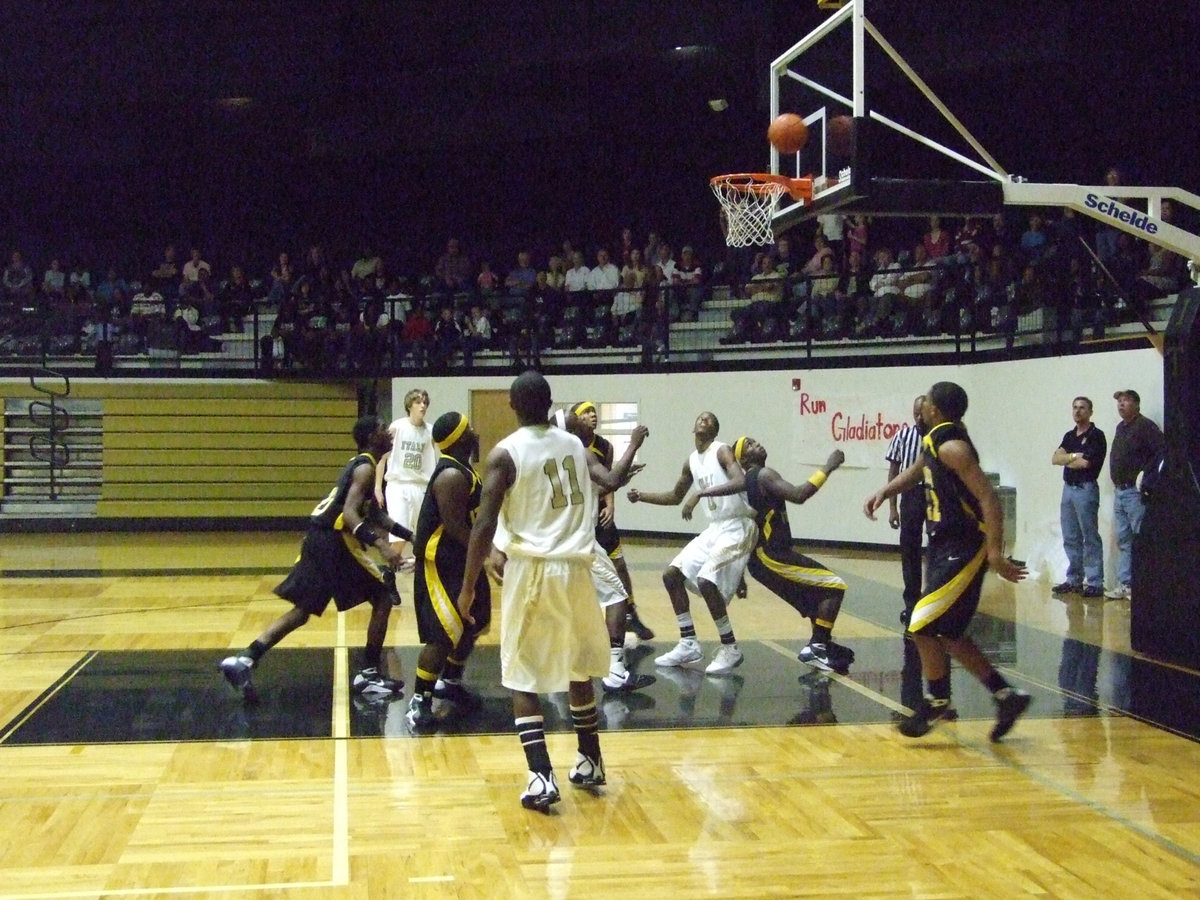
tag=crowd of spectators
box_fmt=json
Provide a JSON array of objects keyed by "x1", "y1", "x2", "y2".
[
  {"x1": 1, "y1": 181, "x2": 1189, "y2": 371},
  {"x1": 720, "y1": 198, "x2": 1189, "y2": 346}
]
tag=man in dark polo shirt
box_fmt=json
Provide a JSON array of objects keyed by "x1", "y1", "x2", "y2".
[
  {"x1": 1106, "y1": 389, "x2": 1164, "y2": 600},
  {"x1": 1051, "y1": 397, "x2": 1107, "y2": 598}
]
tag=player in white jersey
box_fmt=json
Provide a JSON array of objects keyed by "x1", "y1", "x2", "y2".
[
  {"x1": 552, "y1": 407, "x2": 655, "y2": 694},
  {"x1": 458, "y1": 371, "x2": 648, "y2": 812},
  {"x1": 628, "y1": 411, "x2": 757, "y2": 676},
  {"x1": 374, "y1": 388, "x2": 437, "y2": 571}
]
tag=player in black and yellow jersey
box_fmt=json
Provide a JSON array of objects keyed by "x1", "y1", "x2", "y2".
[
  {"x1": 406, "y1": 411, "x2": 490, "y2": 730},
  {"x1": 219, "y1": 416, "x2": 411, "y2": 703},
  {"x1": 693, "y1": 439, "x2": 854, "y2": 672},
  {"x1": 570, "y1": 401, "x2": 655, "y2": 642},
  {"x1": 865, "y1": 382, "x2": 1031, "y2": 741}
]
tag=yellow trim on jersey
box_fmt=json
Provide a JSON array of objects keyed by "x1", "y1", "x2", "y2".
[
  {"x1": 341, "y1": 531, "x2": 385, "y2": 582},
  {"x1": 423, "y1": 527, "x2": 465, "y2": 645},
  {"x1": 753, "y1": 546, "x2": 847, "y2": 591},
  {"x1": 908, "y1": 543, "x2": 987, "y2": 632}
]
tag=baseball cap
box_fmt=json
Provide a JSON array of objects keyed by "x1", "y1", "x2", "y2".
[{"x1": 1113, "y1": 389, "x2": 1141, "y2": 403}]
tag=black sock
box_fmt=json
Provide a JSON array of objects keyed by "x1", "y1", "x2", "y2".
[
  {"x1": 362, "y1": 646, "x2": 382, "y2": 671},
  {"x1": 516, "y1": 715, "x2": 553, "y2": 775},
  {"x1": 984, "y1": 671, "x2": 1010, "y2": 695},
  {"x1": 571, "y1": 701, "x2": 601, "y2": 760},
  {"x1": 247, "y1": 640, "x2": 268, "y2": 663},
  {"x1": 928, "y1": 674, "x2": 951, "y2": 705}
]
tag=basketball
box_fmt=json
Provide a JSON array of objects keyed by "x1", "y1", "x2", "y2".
[
  {"x1": 767, "y1": 113, "x2": 809, "y2": 155},
  {"x1": 828, "y1": 115, "x2": 855, "y2": 157}
]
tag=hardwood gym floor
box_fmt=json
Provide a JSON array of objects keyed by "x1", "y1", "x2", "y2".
[{"x1": 1, "y1": 532, "x2": 1198, "y2": 899}]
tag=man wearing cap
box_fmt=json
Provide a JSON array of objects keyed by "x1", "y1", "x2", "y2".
[
  {"x1": 406, "y1": 411, "x2": 489, "y2": 730},
  {"x1": 1106, "y1": 389, "x2": 1164, "y2": 600},
  {"x1": 1051, "y1": 397, "x2": 1107, "y2": 598}
]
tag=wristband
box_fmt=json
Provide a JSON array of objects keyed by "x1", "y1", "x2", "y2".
[
  {"x1": 389, "y1": 522, "x2": 413, "y2": 541},
  {"x1": 808, "y1": 470, "x2": 828, "y2": 489},
  {"x1": 353, "y1": 521, "x2": 381, "y2": 546}
]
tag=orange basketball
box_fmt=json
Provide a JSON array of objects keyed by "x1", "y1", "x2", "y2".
[
  {"x1": 767, "y1": 113, "x2": 809, "y2": 155},
  {"x1": 828, "y1": 115, "x2": 855, "y2": 157}
]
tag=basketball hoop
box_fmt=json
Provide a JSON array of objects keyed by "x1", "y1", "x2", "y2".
[{"x1": 710, "y1": 173, "x2": 813, "y2": 247}]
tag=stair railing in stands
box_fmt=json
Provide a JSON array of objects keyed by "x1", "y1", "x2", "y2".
[{"x1": 27, "y1": 368, "x2": 71, "y2": 500}]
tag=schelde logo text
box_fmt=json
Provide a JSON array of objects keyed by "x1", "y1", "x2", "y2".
[{"x1": 1084, "y1": 193, "x2": 1159, "y2": 235}]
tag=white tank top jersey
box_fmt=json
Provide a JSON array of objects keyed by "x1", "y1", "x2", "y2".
[
  {"x1": 496, "y1": 424, "x2": 597, "y2": 560},
  {"x1": 384, "y1": 418, "x2": 437, "y2": 485},
  {"x1": 691, "y1": 441, "x2": 754, "y2": 522}
]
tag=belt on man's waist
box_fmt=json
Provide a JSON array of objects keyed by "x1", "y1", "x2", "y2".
[
  {"x1": 1114, "y1": 481, "x2": 1137, "y2": 490},
  {"x1": 1065, "y1": 481, "x2": 1097, "y2": 488}
]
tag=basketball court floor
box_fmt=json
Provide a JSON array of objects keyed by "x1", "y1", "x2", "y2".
[{"x1": 1, "y1": 530, "x2": 1199, "y2": 898}]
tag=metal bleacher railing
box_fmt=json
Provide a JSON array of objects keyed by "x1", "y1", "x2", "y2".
[{"x1": 0, "y1": 260, "x2": 1177, "y2": 378}]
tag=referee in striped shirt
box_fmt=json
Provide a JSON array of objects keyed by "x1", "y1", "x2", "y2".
[
  {"x1": 886, "y1": 395, "x2": 930, "y2": 713},
  {"x1": 886, "y1": 395, "x2": 927, "y2": 615}
]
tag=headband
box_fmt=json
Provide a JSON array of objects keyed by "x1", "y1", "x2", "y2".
[
  {"x1": 733, "y1": 436, "x2": 748, "y2": 465},
  {"x1": 434, "y1": 413, "x2": 469, "y2": 449}
]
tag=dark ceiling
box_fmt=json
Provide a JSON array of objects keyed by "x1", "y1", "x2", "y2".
[{"x1": 2, "y1": 1, "x2": 1196, "y2": 270}]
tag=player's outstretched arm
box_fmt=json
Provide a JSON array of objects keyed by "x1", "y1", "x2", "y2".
[
  {"x1": 864, "y1": 457, "x2": 923, "y2": 520},
  {"x1": 590, "y1": 425, "x2": 647, "y2": 492},
  {"x1": 628, "y1": 456, "x2": 692, "y2": 505}
]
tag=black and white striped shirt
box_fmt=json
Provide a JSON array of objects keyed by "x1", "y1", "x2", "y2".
[{"x1": 886, "y1": 422, "x2": 923, "y2": 472}]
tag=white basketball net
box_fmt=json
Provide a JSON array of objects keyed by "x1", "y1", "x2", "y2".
[{"x1": 711, "y1": 176, "x2": 786, "y2": 247}]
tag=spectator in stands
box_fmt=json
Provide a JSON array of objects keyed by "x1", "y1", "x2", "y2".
[
  {"x1": 431, "y1": 304, "x2": 464, "y2": 370},
  {"x1": 817, "y1": 213, "x2": 845, "y2": 266},
  {"x1": 94, "y1": 267, "x2": 127, "y2": 309},
  {"x1": 562, "y1": 250, "x2": 591, "y2": 340},
  {"x1": 219, "y1": 265, "x2": 255, "y2": 331},
  {"x1": 302, "y1": 244, "x2": 327, "y2": 280},
  {"x1": 898, "y1": 242, "x2": 938, "y2": 334},
  {"x1": 846, "y1": 214, "x2": 869, "y2": 263},
  {"x1": 725, "y1": 252, "x2": 785, "y2": 343},
  {"x1": 434, "y1": 237, "x2": 472, "y2": 295},
  {"x1": 182, "y1": 247, "x2": 211, "y2": 283},
  {"x1": 42, "y1": 258, "x2": 66, "y2": 302},
  {"x1": 1019, "y1": 213, "x2": 1049, "y2": 264},
  {"x1": 808, "y1": 253, "x2": 841, "y2": 337},
  {"x1": 652, "y1": 242, "x2": 676, "y2": 289},
  {"x1": 504, "y1": 250, "x2": 538, "y2": 296},
  {"x1": 1095, "y1": 166, "x2": 1123, "y2": 266},
  {"x1": 644, "y1": 231, "x2": 662, "y2": 267},
  {"x1": 462, "y1": 302, "x2": 492, "y2": 366},
  {"x1": 922, "y1": 216, "x2": 952, "y2": 262},
  {"x1": 611, "y1": 265, "x2": 644, "y2": 343},
  {"x1": 352, "y1": 295, "x2": 392, "y2": 373},
  {"x1": 858, "y1": 246, "x2": 902, "y2": 337},
  {"x1": 267, "y1": 252, "x2": 295, "y2": 306},
  {"x1": 618, "y1": 226, "x2": 637, "y2": 266},
  {"x1": 1133, "y1": 243, "x2": 1185, "y2": 309},
  {"x1": 476, "y1": 260, "x2": 499, "y2": 297},
  {"x1": 586, "y1": 248, "x2": 620, "y2": 338},
  {"x1": 150, "y1": 245, "x2": 181, "y2": 298},
  {"x1": 68, "y1": 261, "x2": 92, "y2": 300},
  {"x1": 351, "y1": 246, "x2": 381, "y2": 287},
  {"x1": 545, "y1": 255, "x2": 567, "y2": 292},
  {"x1": 836, "y1": 248, "x2": 871, "y2": 337},
  {"x1": 129, "y1": 275, "x2": 169, "y2": 348},
  {"x1": 1106, "y1": 232, "x2": 1142, "y2": 312},
  {"x1": 671, "y1": 245, "x2": 704, "y2": 322},
  {"x1": 398, "y1": 302, "x2": 433, "y2": 368},
  {"x1": 953, "y1": 216, "x2": 989, "y2": 263},
  {"x1": 3, "y1": 250, "x2": 35, "y2": 306}
]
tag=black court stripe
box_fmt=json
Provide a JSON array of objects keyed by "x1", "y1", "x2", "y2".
[{"x1": 0, "y1": 651, "x2": 98, "y2": 744}]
